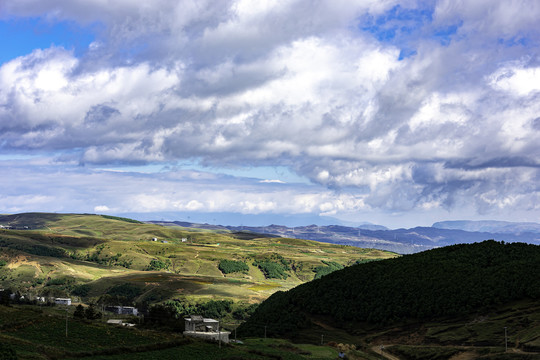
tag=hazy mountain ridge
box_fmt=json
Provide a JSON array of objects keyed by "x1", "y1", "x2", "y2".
[
  {"x1": 432, "y1": 220, "x2": 540, "y2": 233},
  {"x1": 151, "y1": 220, "x2": 540, "y2": 254}
]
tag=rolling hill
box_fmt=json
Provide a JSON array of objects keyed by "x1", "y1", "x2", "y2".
[
  {"x1": 237, "y1": 241, "x2": 540, "y2": 356},
  {"x1": 0, "y1": 212, "x2": 396, "y2": 306},
  {"x1": 170, "y1": 221, "x2": 540, "y2": 254}
]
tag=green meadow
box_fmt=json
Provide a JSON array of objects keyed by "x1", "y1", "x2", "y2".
[{"x1": 0, "y1": 213, "x2": 397, "y2": 305}]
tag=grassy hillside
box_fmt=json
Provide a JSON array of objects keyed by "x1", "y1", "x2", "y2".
[
  {"x1": 0, "y1": 304, "x2": 348, "y2": 360},
  {"x1": 0, "y1": 213, "x2": 396, "y2": 306},
  {"x1": 238, "y1": 241, "x2": 540, "y2": 355}
]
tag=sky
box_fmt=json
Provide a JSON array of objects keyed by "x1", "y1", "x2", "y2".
[{"x1": 0, "y1": 0, "x2": 539, "y2": 229}]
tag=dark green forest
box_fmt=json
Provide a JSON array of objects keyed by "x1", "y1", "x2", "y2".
[{"x1": 238, "y1": 241, "x2": 540, "y2": 337}]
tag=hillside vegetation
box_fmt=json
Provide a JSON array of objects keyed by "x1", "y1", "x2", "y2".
[
  {"x1": 238, "y1": 241, "x2": 540, "y2": 339},
  {"x1": 0, "y1": 304, "x2": 346, "y2": 360},
  {"x1": 0, "y1": 212, "x2": 396, "y2": 306}
]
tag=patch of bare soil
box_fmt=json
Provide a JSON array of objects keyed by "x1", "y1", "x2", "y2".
[{"x1": 6, "y1": 255, "x2": 43, "y2": 274}]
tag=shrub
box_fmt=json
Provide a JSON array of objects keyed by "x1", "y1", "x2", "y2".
[
  {"x1": 46, "y1": 277, "x2": 70, "y2": 286},
  {"x1": 145, "y1": 259, "x2": 170, "y2": 271},
  {"x1": 73, "y1": 304, "x2": 85, "y2": 319},
  {"x1": 71, "y1": 284, "x2": 91, "y2": 297},
  {"x1": 253, "y1": 260, "x2": 289, "y2": 279},
  {"x1": 84, "y1": 304, "x2": 101, "y2": 320},
  {"x1": 106, "y1": 284, "x2": 143, "y2": 300},
  {"x1": 232, "y1": 303, "x2": 258, "y2": 320},
  {"x1": 0, "y1": 343, "x2": 16, "y2": 360},
  {"x1": 313, "y1": 261, "x2": 344, "y2": 279},
  {"x1": 101, "y1": 215, "x2": 143, "y2": 224},
  {"x1": 218, "y1": 260, "x2": 249, "y2": 274}
]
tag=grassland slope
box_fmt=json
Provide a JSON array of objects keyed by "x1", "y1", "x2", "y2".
[{"x1": 0, "y1": 212, "x2": 397, "y2": 305}]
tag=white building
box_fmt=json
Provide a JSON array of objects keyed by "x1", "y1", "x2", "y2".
[
  {"x1": 105, "y1": 305, "x2": 138, "y2": 316},
  {"x1": 55, "y1": 298, "x2": 71, "y2": 305},
  {"x1": 183, "y1": 315, "x2": 230, "y2": 343}
]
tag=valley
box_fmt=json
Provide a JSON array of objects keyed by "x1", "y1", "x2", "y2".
[{"x1": 1, "y1": 213, "x2": 538, "y2": 359}]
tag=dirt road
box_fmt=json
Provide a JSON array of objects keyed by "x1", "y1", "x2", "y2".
[{"x1": 371, "y1": 345, "x2": 400, "y2": 360}]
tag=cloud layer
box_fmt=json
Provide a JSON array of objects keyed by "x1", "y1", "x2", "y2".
[{"x1": 1, "y1": 0, "x2": 539, "y2": 226}]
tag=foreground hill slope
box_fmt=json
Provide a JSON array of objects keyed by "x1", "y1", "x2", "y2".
[
  {"x1": 238, "y1": 241, "x2": 540, "y2": 338},
  {"x1": 0, "y1": 304, "x2": 346, "y2": 360}
]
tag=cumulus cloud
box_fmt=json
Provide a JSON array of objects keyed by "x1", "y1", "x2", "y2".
[
  {"x1": 1, "y1": 0, "x2": 539, "y2": 225},
  {"x1": 0, "y1": 161, "x2": 369, "y2": 219},
  {"x1": 94, "y1": 205, "x2": 110, "y2": 212}
]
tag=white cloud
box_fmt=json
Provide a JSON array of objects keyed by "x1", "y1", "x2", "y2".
[
  {"x1": 0, "y1": 0, "x2": 539, "y2": 226},
  {"x1": 489, "y1": 64, "x2": 540, "y2": 96},
  {"x1": 94, "y1": 205, "x2": 110, "y2": 212}
]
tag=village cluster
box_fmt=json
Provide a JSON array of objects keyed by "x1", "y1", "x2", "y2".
[{"x1": 0, "y1": 289, "x2": 231, "y2": 343}]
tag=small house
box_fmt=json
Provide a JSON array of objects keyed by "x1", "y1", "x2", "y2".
[
  {"x1": 184, "y1": 315, "x2": 218, "y2": 332},
  {"x1": 183, "y1": 315, "x2": 230, "y2": 343},
  {"x1": 55, "y1": 298, "x2": 72, "y2": 306},
  {"x1": 105, "y1": 305, "x2": 138, "y2": 316},
  {"x1": 181, "y1": 238, "x2": 187, "y2": 242}
]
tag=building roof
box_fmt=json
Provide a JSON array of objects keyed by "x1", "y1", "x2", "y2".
[{"x1": 185, "y1": 315, "x2": 219, "y2": 323}]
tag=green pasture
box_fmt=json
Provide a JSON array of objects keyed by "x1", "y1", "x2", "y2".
[{"x1": 0, "y1": 212, "x2": 397, "y2": 305}]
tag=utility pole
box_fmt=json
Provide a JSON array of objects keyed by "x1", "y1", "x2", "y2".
[
  {"x1": 218, "y1": 319, "x2": 221, "y2": 349},
  {"x1": 504, "y1": 327, "x2": 507, "y2": 352},
  {"x1": 65, "y1": 307, "x2": 68, "y2": 337},
  {"x1": 321, "y1": 334, "x2": 324, "y2": 345},
  {"x1": 264, "y1": 325, "x2": 267, "y2": 339}
]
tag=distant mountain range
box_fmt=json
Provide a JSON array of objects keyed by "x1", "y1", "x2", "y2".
[
  {"x1": 151, "y1": 219, "x2": 540, "y2": 254},
  {"x1": 432, "y1": 220, "x2": 540, "y2": 233},
  {"x1": 120, "y1": 211, "x2": 354, "y2": 227}
]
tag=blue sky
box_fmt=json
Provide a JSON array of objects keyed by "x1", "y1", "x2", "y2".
[
  {"x1": 0, "y1": 18, "x2": 95, "y2": 64},
  {"x1": 0, "y1": 0, "x2": 539, "y2": 228}
]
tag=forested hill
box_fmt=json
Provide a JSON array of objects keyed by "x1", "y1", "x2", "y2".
[{"x1": 238, "y1": 241, "x2": 540, "y2": 337}]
